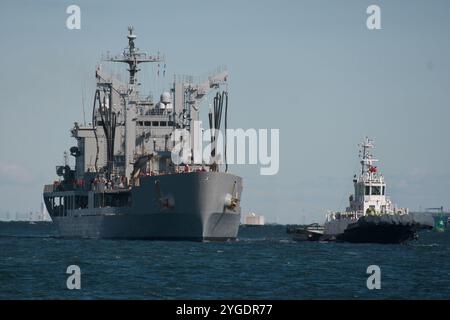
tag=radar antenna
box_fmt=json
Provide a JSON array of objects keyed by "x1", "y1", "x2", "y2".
[{"x1": 106, "y1": 26, "x2": 164, "y2": 85}]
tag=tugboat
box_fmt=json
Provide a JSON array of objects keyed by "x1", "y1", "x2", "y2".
[{"x1": 323, "y1": 137, "x2": 432, "y2": 244}]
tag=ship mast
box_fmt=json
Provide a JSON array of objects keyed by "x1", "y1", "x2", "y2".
[
  {"x1": 107, "y1": 26, "x2": 164, "y2": 87},
  {"x1": 104, "y1": 26, "x2": 164, "y2": 178},
  {"x1": 359, "y1": 137, "x2": 378, "y2": 180}
]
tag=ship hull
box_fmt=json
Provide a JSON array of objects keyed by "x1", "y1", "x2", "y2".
[
  {"x1": 45, "y1": 172, "x2": 242, "y2": 241},
  {"x1": 327, "y1": 215, "x2": 433, "y2": 244},
  {"x1": 52, "y1": 211, "x2": 240, "y2": 240},
  {"x1": 337, "y1": 224, "x2": 418, "y2": 244}
]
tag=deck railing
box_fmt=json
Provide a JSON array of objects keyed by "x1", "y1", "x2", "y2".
[{"x1": 43, "y1": 184, "x2": 54, "y2": 193}]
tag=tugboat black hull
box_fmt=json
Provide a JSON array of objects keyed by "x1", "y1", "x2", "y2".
[
  {"x1": 336, "y1": 215, "x2": 432, "y2": 244},
  {"x1": 337, "y1": 224, "x2": 418, "y2": 244}
]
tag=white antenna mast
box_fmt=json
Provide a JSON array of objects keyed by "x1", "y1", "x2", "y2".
[{"x1": 81, "y1": 80, "x2": 86, "y2": 126}]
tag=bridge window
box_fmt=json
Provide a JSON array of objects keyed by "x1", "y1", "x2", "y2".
[
  {"x1": 160, "y1": 121, "x2": 167, "y2": 126},
  {"x1": 144, "y1": 121, "x2": 151, "y2": 126},
  {"x1": 371, "y1": 186, "x2": 381, "y2": 195},
  {"x1": 365, "y1": 186, "x2": 370, "y2": 195},
  {"x1": 152, "y1": 121, "x2": 159, "y2": 127}
]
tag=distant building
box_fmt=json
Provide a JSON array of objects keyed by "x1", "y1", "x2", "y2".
[{"x1": 244, "y1": 212, "x2": 265, "y2": 226}]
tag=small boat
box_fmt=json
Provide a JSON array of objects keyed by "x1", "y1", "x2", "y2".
[
  {"x1": 291, "y1": 223, "x2": 324, "y2": 241},
  {"x1": 434, "y1": 216, "x2": 446, "y2": 233}
]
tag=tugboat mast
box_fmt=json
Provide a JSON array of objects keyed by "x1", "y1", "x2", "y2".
[{"x1": 359, "y1": 137, "x2": 378, "y2": 178}]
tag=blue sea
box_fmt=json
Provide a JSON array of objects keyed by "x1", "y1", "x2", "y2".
[{"x1": 0, "y1": 222, "x2": 449, "y2": 299}]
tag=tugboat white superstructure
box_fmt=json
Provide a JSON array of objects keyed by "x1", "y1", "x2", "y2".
[
  {"x1": 43, "y1": 27, "x2": 242, "y2": 240},
  {"x1": 323, "y1": 137, "x2": 430, "y2": 244}
]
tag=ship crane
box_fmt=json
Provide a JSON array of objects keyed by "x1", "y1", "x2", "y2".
[
  {"x1": 186, "y1": 70, "x2": 229, "y2": 172},
  {"x1": 185, "y1": 69, "x2": 229, "y2": 111},
  {"x1": 174, "y1": 67, "x2": 230, "y2": 172}
]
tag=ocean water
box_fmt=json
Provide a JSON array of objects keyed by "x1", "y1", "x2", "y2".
[{"x1": 1, "y1": 222, "x2": 450, "y2": 299}]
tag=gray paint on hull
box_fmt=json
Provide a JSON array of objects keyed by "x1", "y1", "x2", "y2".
[
  {"x1": 53, "y1": 211, "x2": 240, "y2": 240},
  {"x1": 47, "y1": 172, "x2": 242, "y2": 240}
]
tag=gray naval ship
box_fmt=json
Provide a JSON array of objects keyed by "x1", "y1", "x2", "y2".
[{"x1": 43, "y1": 27, "x2": 242, "y2": 240}]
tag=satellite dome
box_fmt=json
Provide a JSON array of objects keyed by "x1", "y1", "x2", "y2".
[{"x1": 160, "y1": 92, "x2": 172, "y2": 105}]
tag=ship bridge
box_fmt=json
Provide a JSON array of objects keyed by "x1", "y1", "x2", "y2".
[{"x1": 346, "y1": 138, "x2": 406, "y2": 216}]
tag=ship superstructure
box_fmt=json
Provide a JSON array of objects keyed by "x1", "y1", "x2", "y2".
[{"x1": 43, "y1": 27, "x2": 242, "y2": 240}]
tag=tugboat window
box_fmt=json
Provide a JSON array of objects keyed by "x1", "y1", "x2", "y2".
[
  {"x1": 372, "y1": 186, "x2": 381, "y2": 195},
  {"x1": 365, "y1": 186, "x2": 370, "y2": 195}
]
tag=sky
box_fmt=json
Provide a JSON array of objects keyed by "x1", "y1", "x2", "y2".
[{"x1": 1, "y1": 0, "x2": 450, "y2": 223}]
